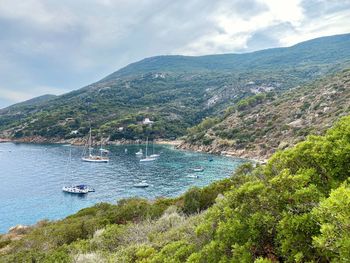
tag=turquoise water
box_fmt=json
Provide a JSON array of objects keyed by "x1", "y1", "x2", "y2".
[{"x1": 0, "y1": 142, "x2": 246, "y2": 233}]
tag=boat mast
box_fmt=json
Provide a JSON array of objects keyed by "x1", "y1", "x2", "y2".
[
  {"x1": 64, "y1": 146, "x2": 72, "y2": 186},
  {"x1": 100, "y1": 136, "x2": 102, "y2": 158},
  {"x1": 145, "y1": 137, "x2": 148, "y2": 157},
  {"x1": 88, "y1": 127, "x2": 92, "y2": 157}
]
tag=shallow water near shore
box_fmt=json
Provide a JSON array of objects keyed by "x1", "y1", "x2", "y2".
[{"x1": 0, "y1": 142, "x2": 246, "y2": 233}]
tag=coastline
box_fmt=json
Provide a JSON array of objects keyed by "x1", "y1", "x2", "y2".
[
  {"x1": 176, "y1": 141, "x2": 269, "y2": 163},
  {"x1": 0, "y1": 136, "x2": 267, "y2": 162}
]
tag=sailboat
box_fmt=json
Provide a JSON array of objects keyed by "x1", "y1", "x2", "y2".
[
  {"x1": 62, "y1": 147, "x2": 94, "y2": 194},
  {"x1": 149, "y1": 140, "x2": 160, "y2": 158},
  {"x1": 140, "y1": 137, "x2": 156, "y2": 162},
  {"x1": 82, "y1": 128, "x2": 109, "y2": 163}
]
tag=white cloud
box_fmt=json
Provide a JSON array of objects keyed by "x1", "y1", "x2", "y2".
[
  {"x1": 0, "y1": 0, "x2": 349, "y2": 108},
  {"x1": 0, "y1": 85, "x2": 67, "y2": 104}
]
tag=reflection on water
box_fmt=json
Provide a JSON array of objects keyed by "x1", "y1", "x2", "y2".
[{"x1": 0, "y1": 142, "x2": 246, "y2": 233}]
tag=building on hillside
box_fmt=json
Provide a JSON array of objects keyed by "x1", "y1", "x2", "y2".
[{"x1": 143, "y1": 118, "x2": 154, "y2": 125}]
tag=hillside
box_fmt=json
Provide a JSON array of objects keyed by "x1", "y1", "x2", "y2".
[
  {"x1": 0, "y1": 94, "x2": 57, "y2": 113},
  {"x1": 180, "y1": 69, "x2": 350, "y2": 160},
  {"x1": 1, "y1": 116, "x2": 350, "y2": 262},
  {"x1": 0, "y1": 34, "x2": 350, "y2": 142}
]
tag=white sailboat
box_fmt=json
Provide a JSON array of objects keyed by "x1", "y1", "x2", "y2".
[
  {"x1": 149, "y1": 140, "x2": 160, "y2": 158},
  {"x1": 82, "y1": 128, "x2": 109, "y2": 163},
  {"x1": 140, "y1": 137, "x2": 156, "y2": 162},
  {"x1": 62, "y1": 147, "x2": 94, "y2": 194}
]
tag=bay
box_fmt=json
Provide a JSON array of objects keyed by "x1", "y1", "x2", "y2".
[{"x1": 0, "y1": 142, "x2": 246, "y2": 233}]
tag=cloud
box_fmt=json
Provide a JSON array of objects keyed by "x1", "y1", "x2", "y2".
[
  {"x1": 0, "y1": 0, "x2": 349, "y2": 108},
  {"x1": 0, "y1": 86, "x2": 65, "y2": 103}
]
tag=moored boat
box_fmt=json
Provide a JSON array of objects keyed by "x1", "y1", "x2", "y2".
[
  {"x1": 135, "y1": 149, "x2": 143, "y2": 156},
  {"x1": 191, "y1": 167, "x2": 204, "y2": 172},
  {"x1": 133, "y1": 181, "x2": 150, "y2": 188},
  {"x1": 63, "y1": 147, "x2": 95, "y2": 194},
  {"x1": 82, "y1": 128, "x2": 109, "y2": 163},
  {"x1": 140, "y1": 137, "x2": 156, "y2": 162}
]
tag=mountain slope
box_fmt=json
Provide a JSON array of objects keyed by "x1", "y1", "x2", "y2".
[
  {"x1": 106, "y1": 33, "x2": 350, "y2": 79},
  {"x1": 0, "y1": 94, "x2": 56, "y2": 114},
  {"x1": 0, "y1": 34, "x2": 350, "y2": 142},
  {"x1": 180, "y1": 69, "x2": 350, "y2": 160}
]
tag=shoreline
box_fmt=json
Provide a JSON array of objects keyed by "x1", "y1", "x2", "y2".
[
  {"x1": 0, "y1": 136, "x2": 267, "y2": 162},
  {"x1": 176, "y1": 141, "x2": 269, "y2": 163}
]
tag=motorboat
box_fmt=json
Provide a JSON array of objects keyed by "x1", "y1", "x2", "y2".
[
  {"x1": 82, "y1": 155, "x2": 109, "y2": 163},
  {"x1": 99, "y1": 148, "x2": 110, "y2": 154},
  {"x1": 135, "y1": 149, "x2": 143, "y2": 156},
  {"x1": 186, "y1": 174, "x2": 199, "y2": 178},
  {"x1": 133, "y1": 181, "x2": 150, "y2": 188},
  {"x1": 62, "y1": 185, "x2": 95, "y2": 194},
  {"x1": 191, "y1": 167, "x2": 204, "y2": 172}
]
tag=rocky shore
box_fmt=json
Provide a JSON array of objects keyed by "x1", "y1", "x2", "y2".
[
  {"x1": 176, "y1": 141, "x2": 270, "y2": 163},
  {"x1": 0, "y1": 136, "x2": 183, "y2": 147}
]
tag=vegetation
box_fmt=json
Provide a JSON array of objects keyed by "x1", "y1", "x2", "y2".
[
  {"x1": 184, "y1": 69, "x2": 350, "y2": 159},
  {"x1": 1, "y1": 34, "x2": 350, "y2": 141},
  {"x1": 1, "y1": 115, "x2": 350, "y2": 262}
]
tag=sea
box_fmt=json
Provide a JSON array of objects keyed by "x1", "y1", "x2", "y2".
[{"x1": 0, "y1": 142, "x2": 246, "y2": 233}]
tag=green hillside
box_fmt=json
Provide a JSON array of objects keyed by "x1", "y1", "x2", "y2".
[
  {"x1": 181, "y1": 69, "x2": 350, "y2": 160},
  {"x1": 0, "y1": 34, "x2": 350, "y2": 142},
  {"x1": 1, "y1": 115, "x2": 350, "y2": 262}
]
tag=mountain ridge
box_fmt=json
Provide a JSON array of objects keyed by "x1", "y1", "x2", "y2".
[
  {"x1": 104, "y1": 33, "x2": 350, "y2": 79},
  {"x1": 1, "y1": 33, "x2": 350, "y2": 147}
]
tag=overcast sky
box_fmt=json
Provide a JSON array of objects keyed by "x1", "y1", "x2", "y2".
[{"x1": 0, "y1": 0, "x2": 350, "y2": 108}]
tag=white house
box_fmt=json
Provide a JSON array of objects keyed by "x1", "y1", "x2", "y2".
[{"x1": 143, "y1": 118, "x2": 154, "y2": 125}]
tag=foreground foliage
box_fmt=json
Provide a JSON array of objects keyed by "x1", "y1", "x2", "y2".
[{"x1": 1, "y1": 116, "x2": 350, "y2": 262}]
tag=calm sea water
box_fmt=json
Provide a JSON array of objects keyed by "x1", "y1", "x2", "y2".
[{"x1": 0, "y1": 142, "x2": 246, "y2": 233}]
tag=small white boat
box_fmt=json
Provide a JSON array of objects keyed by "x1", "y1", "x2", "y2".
[
  {"x1": 135, "y1": 149, "x2": 143, "y2": 156},
  {"x1": 186, "y1": 175, "x2": 199, "y2": 178},
  {"x1": 62, "y1": 186, "x2": 88, "y2": 194},
  {"x1": 191, "y1": 167, "x2": 204, "y2": 172},
  {"x1": 99, "y1": 148, "x2": 109, "y2": 154},
  {"x1": 62, "y1": 185, "x2": 95, "y2": 194},
  {"x1": 82, "y1": 155, "x2": 109, "y2": 163},
  {"x1": 133, "y1": 181, "x2": 150, "y2": 188}
]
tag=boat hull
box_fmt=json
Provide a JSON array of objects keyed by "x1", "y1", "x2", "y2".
[
  {"x1": 140, "y1": 157, "x2": 156, "y2": 162},
  {"x1": 82, "y1": 157, "x2": 109, "y2": 163},
  {"x1": 133, "y1": 183, "x2": 149, "y2": 188},
  {"x1": 62, "y1": 187, "x2": 88, "y2": 194}
]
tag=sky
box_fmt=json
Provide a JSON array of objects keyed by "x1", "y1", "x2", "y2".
[{"x1": 0, "y1": 0, "x2": 350, "y2": 108}]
